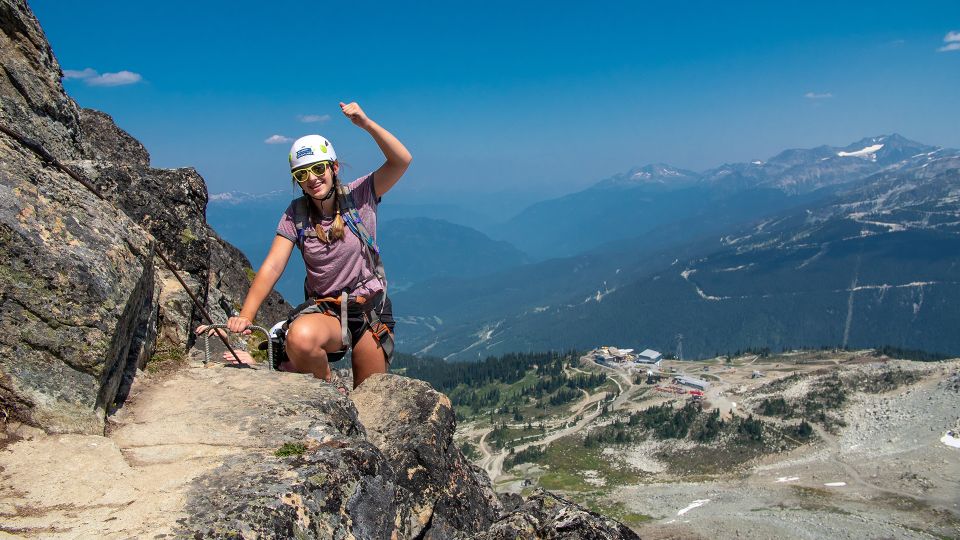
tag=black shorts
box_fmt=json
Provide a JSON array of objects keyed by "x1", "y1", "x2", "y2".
[{"x1": 288, "y1": 294, "x2": 395, "y2": 362}]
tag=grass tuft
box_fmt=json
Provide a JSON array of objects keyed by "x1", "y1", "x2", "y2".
[{"x1": 275, "y1": 442, "x2": 307, "y2": 457}]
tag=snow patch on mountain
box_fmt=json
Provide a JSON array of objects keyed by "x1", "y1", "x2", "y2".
[
  {"x1": 444, "y1": 321, "x2": 504, "y2": 360},
  {"x1": 838, "y1": 144, "x2": 884, "y2": 158},
  {"x1": 715, "y1": 264, "x2": 753, "y2": 272},
  {"x1": 584, "y1": 283, "x2": 616, "y2": 303}
]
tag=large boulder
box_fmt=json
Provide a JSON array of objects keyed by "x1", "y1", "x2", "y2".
[
  {"x1": 176, "y1": 370, "x2": 416, "y2": 539},
  {"x1": 78, "y1": 108, "x2": 209, "y2": 275},
  {"x1": 171, "y1": 368, "x2": 638, "y2": 539},
  {"x1": 482, "y1": 490, "x2": 641, "y2": 539},
  {"x1": 352, "y1": 373, "x2": 502, "y2": 539}
]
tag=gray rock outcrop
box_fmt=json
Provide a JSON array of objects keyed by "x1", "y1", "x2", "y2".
[
  {"x1": 352, "y1": 374, "x2": 502, "y2": 538},
  {"x1": 167, "y1": 367, "x2": 639, "y2": 539},
  {"x1": 0, "y1": 0, "x2": 289, "y2": 434},
  {"x1": 1, "y1": 0, "x2": 155, "y2": 433},
  {"x1": 484, "y1": 490, "x2": 640, "y2": 539}
]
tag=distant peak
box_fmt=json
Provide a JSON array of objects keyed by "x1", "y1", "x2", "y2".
[
  {"x1": 847, "y1": 133, "x2": 925, "y2": 149},
  {"x1": 595, "y1": 163, "x2": 700, "y2": 189},
  {"x1": 630, "y1": 163, "x2": 685, "y2": 179}
]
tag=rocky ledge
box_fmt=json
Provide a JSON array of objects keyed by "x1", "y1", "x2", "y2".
[{"x1": 0, "y1": 358, "x2": 639, "y2": 539}]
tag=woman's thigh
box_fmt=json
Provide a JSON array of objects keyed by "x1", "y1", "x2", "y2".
[
  {"x1": 351, "y1": 330, "x2": 387, "y2": 388},
  {"x1": 286, "y1": 313, "x2": 344, "y2": 354}
]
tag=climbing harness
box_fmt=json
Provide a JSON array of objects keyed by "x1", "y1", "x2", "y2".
[{"x1": 282, "y1": 290, "x2": 395, "y2": 365}]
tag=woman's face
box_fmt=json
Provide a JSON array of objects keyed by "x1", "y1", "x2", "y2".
[{"x1": 297, "y1": 161, "x2": 338, "y2": 199}]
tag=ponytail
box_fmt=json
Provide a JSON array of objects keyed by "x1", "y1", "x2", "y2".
[{"x1": 312, "y1": 173, "x2": 347, "y2": 244}]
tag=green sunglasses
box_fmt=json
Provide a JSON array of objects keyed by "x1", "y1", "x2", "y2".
[{"x1": 292, "y1": 161, "x2": 333, "y2": 183}]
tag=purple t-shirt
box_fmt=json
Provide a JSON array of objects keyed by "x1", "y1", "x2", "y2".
[{"x1": 277, "y1": 173, "x2": 382, "y2": 299}]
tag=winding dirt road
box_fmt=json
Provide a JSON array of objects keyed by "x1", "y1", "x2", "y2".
[{"x1": 468, "y1": 358, "x2": 643, "y2": 482}]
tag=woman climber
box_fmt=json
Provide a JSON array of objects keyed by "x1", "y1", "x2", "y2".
[{"x1": 199, "y1": 102, "x2": 411, "y2": 389}]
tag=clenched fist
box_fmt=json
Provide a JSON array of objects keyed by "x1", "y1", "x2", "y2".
[{"x1": 340, "y1": 101, "x2": 371, "y2": 129}]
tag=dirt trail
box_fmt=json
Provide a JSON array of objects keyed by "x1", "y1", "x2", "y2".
[{"x1": 0, "y1": 357, "x2": 340, "y2": 538}]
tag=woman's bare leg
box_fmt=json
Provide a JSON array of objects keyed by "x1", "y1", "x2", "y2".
[
  {"x1": 284, "y1": 313, "x2": 343, "y2": 381},
  {"x1": 351, "y1": 330, "x2": 388, "y2": 389}
]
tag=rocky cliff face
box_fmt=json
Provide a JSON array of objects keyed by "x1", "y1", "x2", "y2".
[
  {"x1": 0, "y1": 0, "x2": 154, "y2": 434},
  {"x1": 0, "y1": 0, "x2": 289, "y2": 434}
]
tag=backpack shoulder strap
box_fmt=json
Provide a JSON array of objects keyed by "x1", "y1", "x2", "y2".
[
  {"x1": 336, "y1": 184, "x2": 388, "y2": 299},
  {"x1": 336, "y1": 185, "x2": 379, "y2": 253},
  {"x1": 291, "y1": 196, "x2": 316, "y2": 250}
]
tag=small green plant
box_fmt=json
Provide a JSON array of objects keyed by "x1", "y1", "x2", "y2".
[
  {"x1": 244, "y1": 266, "x2": 256, "y2": 283},
  {"x1": 146, "y1": 346, "x2": 186, "y2": 374},
  {"x1": 180, "y1": 227, "x2": 198, "y2": 244},
  {"x1": 275, "y1": 442, "x2": 307, "y2": 457}
]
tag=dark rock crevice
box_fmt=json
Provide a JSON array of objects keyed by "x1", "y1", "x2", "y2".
[
  {"x1": 97, "y1": 252, "x2": 155, "y2": 422},
  {"x1": 1, "y1": 64, "x2": 33, "y2": 111}
]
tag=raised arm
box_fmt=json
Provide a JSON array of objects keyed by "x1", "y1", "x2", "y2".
[
  {"x1": 340, "y1": 101, "x2": 412, "y2": 198},
  {"x1": 227, "y1": 235, "x2": 295, "y2": 333}
]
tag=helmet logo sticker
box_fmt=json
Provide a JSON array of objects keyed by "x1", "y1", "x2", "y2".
[
  {"x1": 296, "y1": 147, "x2": 314, "y2": 159},
  {"x1": 320, "y1": 144, "x2": 328, "y2": 153}
]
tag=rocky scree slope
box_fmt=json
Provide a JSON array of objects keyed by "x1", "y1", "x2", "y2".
[{"x1": 0, "y1": 0, "x2": 288, "y2": 434}]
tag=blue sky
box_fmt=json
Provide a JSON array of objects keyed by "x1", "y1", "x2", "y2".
[{"x1": 33, "y1": 1, "x2": 960, "y2": 210}]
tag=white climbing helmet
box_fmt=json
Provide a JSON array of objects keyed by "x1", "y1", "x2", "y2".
[{"x1": 288, "y1": 134, "x2": 337, "y2": 170}]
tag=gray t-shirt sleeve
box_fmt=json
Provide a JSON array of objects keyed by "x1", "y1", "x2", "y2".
[
  {"x1": 348, "y1": 172, "x2": 379, "y2": 208},
  {"x1": 276, "y1": 201, "x2": 297, "y2": 242}
]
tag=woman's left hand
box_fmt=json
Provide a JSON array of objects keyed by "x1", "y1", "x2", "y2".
[{"x1": 340, "y1": 101, "x2": 370, "y2": 129}]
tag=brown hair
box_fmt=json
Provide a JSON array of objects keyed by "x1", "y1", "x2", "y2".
[{"x1": 310, "y1": 173, "x2": 346, "y2": 244}]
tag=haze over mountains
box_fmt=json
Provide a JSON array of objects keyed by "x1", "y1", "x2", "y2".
[{"x1": 208, "y1": 134, "x2": 960, "y2": 361}]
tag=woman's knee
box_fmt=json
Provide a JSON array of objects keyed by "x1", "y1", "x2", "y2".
[{"x1": 285, "y1": 317, "x2": 335, "y2": 356}]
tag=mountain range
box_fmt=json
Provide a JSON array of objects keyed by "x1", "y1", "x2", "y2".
[
  {"x1": 389, "y1": 135, "x2": 960, "y2": 360},
  {"x1": 487, "y1": 134, "x2": 940, "y2": 260}
]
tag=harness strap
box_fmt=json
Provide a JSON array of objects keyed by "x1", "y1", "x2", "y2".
[
  {"x1": 339, "y1": 290, "x2": 350, "y2": 350},
  {"x1": 367, "y1": 308, "x2": 394, "y2": 362},
  {"x1": 283, "y1": 292, "x2": 393, "y2": 364}
]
